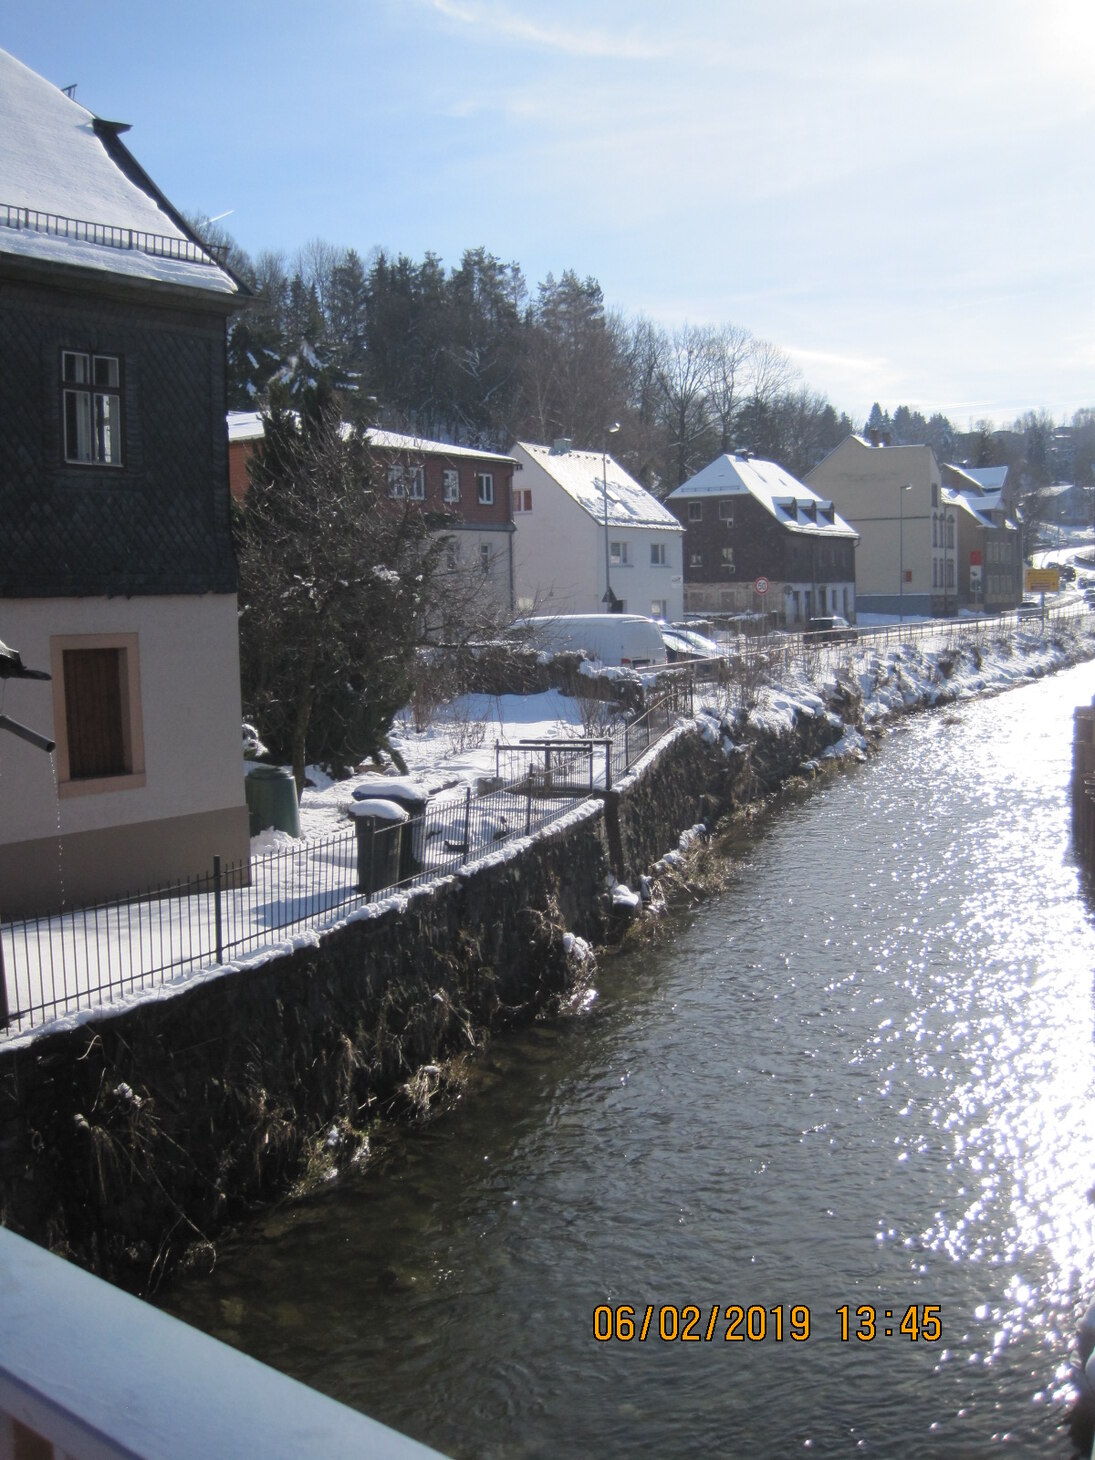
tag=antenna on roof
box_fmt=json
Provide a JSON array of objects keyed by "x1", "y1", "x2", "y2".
[{"x1": 62, "y1": 83, "x2": 77, "y2": 99}]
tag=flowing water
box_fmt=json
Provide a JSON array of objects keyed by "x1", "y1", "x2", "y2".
[{"x1": 163, "y1": 662, "x2": 1095, "y2": 1457}]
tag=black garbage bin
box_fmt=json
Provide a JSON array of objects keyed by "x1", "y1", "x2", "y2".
[
  {"x1": 351, "y1": 777, "x2": 428, "y2": 881},
  {"x1": 244, "y1": 764, "x2": 300, "y2": 837},
  {"x1": 349, "y1": 799, "x2": 407, "y2": 895}
]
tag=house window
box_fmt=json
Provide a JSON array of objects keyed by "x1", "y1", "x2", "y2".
[
  {"x1": 407, "y1": 465, "x2": 425, "y2": 500},
  {"x1": 514, "y1": 488, "x2": 533, "y2": 513},
  {"x1": 690, "y1": 551, "x2": 703, "y2": 568},
  {"x1": 610, "y1": 540, "x2": 628, "y2": 565},
  {"x1": 387, "y1": 465, "x2": 404, "y2": 498},
  {"x1": 51, "y1": 633, "x2": 145, "y2": 794},
  {"x1": 688, "y1": 502, "x2": 702, "y2": 522},
  {"x1": 443, "y1": 468, "x2": 460, "y2": 504},
  {"x1": 651, "y1": 599, "x2": 667, "y2": 619},
  {"x1": 650, "y1": 542, "x2": 667, "y2": 566},
  {"x1": 444, "y1": 540, "x2": 459, "y2": 571},
  {"x1": 476, "y1": 472, "x2": 494, "y2": 505},
  {"x1": 722, "y1": 547, "x2": 735, "y2": 574},
  {"x1": 718, "y1": 501, "x2": 734, "y2": 525},
  {"x1": 480, "y1": 543, "x2": 492, "y2": 575},
  {"x1": 62, "y1": 351, "x2": 122, "y2": 465}
]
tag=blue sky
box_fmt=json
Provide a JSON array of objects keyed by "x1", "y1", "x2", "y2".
[{"x1": 6, "y1": 0, "x2": 1094, "y2": 430}]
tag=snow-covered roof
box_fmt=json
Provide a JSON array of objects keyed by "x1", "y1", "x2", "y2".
[
  {"x1": 943, "y1": 481, "x2": 1016, "y2": 533},
  {"x1": 957, "y1": 464, "x2": 1008, "y2": 492},
  {"x1": 668, "y1": 454, "x2": 858, "y2": 538},
  {"x1": 227, "y1": 411, "x2": 265, "y2": 442},
  {"x1": 226, "y1": 413, "x2": 515, "y2": 463},
  {"x1": 367, "y1": 429, "x2": 515, "y2": 464},
  {"x1": 0, "y1": 47, "x2": 236, "y2": 296},
  {"x1": 515, "y1": 441, "x2": 683, "y2": 532}
]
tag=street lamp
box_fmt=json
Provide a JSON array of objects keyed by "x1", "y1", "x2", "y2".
[
  {"x1": 898, "y1": 482, "x2": 912, "y2": 624},
  {"x1": 602, "y1": 422, "x2": 620, "y2": 611}
]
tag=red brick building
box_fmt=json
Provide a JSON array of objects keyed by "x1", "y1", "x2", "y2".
[{"x1": 227, "y1": 414, "x2": 517, "y2": 611}]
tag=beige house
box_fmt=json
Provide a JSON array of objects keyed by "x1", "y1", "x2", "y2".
[
  {"x1": 806, "y1": 435, "x2": 957, "y2": 616},
  {"x1": 940, "y1": 465, "x2": 1022, "y2": 612}
]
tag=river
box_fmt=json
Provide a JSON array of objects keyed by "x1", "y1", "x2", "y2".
[{"x1": 163, "y1": 660, "x2": 1095, "y2": 1458}]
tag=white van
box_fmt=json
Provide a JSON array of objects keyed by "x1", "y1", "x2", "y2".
[{"x1": 517, "y1": 614, "x2": 667, "y2": 668}]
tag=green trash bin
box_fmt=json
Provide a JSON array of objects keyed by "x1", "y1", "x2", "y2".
[{"x1": 244, "y1": 764, "x2": 301, "y2": 837}]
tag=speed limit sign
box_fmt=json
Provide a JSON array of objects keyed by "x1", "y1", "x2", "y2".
[{"x1": 754, "y1": 576, "x2": 769, "y2": 595}]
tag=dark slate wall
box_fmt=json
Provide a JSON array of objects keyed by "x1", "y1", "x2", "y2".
[{"x1": 0, "y1": 276, "x2": 236, "y2": 596}]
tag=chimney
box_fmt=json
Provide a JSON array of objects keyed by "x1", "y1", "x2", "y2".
[
  {"x1": 550, "y1": 438, "x2": 572, "y2": 455},
  {"x1": 866, "y1": 428, "x2": 891, "y2": 448}
]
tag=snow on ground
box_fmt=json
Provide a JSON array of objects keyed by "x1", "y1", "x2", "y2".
[{"x1": 297, "y1": 690, "x2": 586, "y2": 840}]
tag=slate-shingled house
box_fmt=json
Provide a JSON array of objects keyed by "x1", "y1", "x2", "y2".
[
  {"x1": 0, "y1": 48, "x2": 250, "y2": 915},
  {"x1": 667, "y1": 453, "x2": 858, "y2": 625}
]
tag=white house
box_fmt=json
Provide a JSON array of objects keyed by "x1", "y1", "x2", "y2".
[
  {"x1": 0, "y1": 48, "x2": 249, "y2": 916},
  {"x1": 510, "y1": 440, "x2": 684, "y2": 621}
]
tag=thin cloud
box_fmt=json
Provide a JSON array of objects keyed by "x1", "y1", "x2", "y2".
[{"x1": 423, "y1": 0, "x2": 665, "y2": 61}]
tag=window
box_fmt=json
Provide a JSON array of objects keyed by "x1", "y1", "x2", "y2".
[
  {"x1": 610, "y1": 540, "x2": 628, "y2": 565},
  {"x1": 688, "y1": 501, "x2": 702, "y2": 522},
  {"x1": 651, "y1": 599, "x2": 667, "y2": 618},
  {"x1": 718, "y1": 501, "x2": 734, "y2": 525},
  {"x1": 51, "y1": 634, "x2": 145, "y2": 794},
  {"x1": 476, "y1": 472, "x2": 494, "y2": 505},
  {"x1": 443, "y1": 468, "x2": 460, "y2": 504},
  {"x1": 722, "y1": 547, "x2": 735, "y2": 574},
  {"x1": 480, "y1": 543, "x2": 492, "y2": 575},
  {"x1": 650, "y1": 542, "x2": 667, "y2": 566},
  {"x1": 388, "y1": 464, "x2": 424, "y2": 499},
  {"x1": 62, "y1": 351, "x2": 121, "y2": 465},
  {"x1": 445, "y1": 541, "x2": 459, "y2": 571},
  {"x1": 514, "y1": 488, "x2": 533, "y2": 513},
  {"x1": 690, "y1": 551, "x2": 703, "y2": 568}
]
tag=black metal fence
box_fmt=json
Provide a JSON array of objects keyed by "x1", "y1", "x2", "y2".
[
  {"x1": 2, "y1": 704, "x2": 695, "y2": 1035},
  {"x1": 0, "y1": 203, "x2": 230, "y2": 266}
]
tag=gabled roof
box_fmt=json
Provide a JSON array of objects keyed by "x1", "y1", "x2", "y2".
[
  {"x1": 514, "y1": 441, "x2": 683, "y2": 532},
  {"x1": 227, "y1": 413, "x2": 516, "y2": 464},
  {"x1": 668, "y1": 454, "x2": 858, "y2": 539},
  {"x1": 957, "y1": 464, "x2": 1008, "y2": 492},
  {"x1": 0, "y1": 47, "x2": 236, "y2": 296}
]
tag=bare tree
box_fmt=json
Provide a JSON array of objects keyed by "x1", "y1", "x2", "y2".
[
  {"x1": 656, "y1": 323, "x2": 717, "y2": 489},
  {"x1": 708, "y1": 322, "x2": 753, "y2": 453}
]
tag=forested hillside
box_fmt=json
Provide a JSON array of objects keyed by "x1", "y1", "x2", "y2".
[{"x1": 204, "y1": 221, "x2": 1095, "y2": 499}]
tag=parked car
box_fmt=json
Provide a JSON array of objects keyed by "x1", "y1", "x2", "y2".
[
  {"x1": 804, "y1": 615, "x2": 858, "y2": 644},
  {"x1": 516, "y1": 614, "x2": 667, "y2": 668},
  {"x1": 661, "y1": 625, "x2": 721, "y2": 662}
]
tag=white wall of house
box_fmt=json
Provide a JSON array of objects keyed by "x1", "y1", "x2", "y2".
[
  {"x1": 511, "y1": 446, "x2": 684, "y2": 620},
  {"x1": 0, "y1": 594, "x2": 249, "y2": 914}
]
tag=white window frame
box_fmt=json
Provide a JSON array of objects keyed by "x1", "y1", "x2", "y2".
[
  {"x1": 650, "y1": 542, "x2": 667, "y2": 567},
  {"x1": 651, "y1": 598, "x2": 667, "y2": 619},
  {"x1": 610, "y1": 540, "x2": 628, "y2": 566},
  {"x1": 690, "y1": 550, "x2": 703, "y2": 568},
  {"x1": 62, "y1": 350, "x2": 122, "y2": 466},
  {"x1": 476, "y1": 472, "x2": 494, "y2": 505},
  {"x1": 442, "y1": 468, "x2": 460, "y2": 504}
]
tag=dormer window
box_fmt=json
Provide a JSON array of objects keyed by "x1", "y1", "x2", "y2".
[{"x1": 62, "y1": 351, "x2": 122, "y2": 465}]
